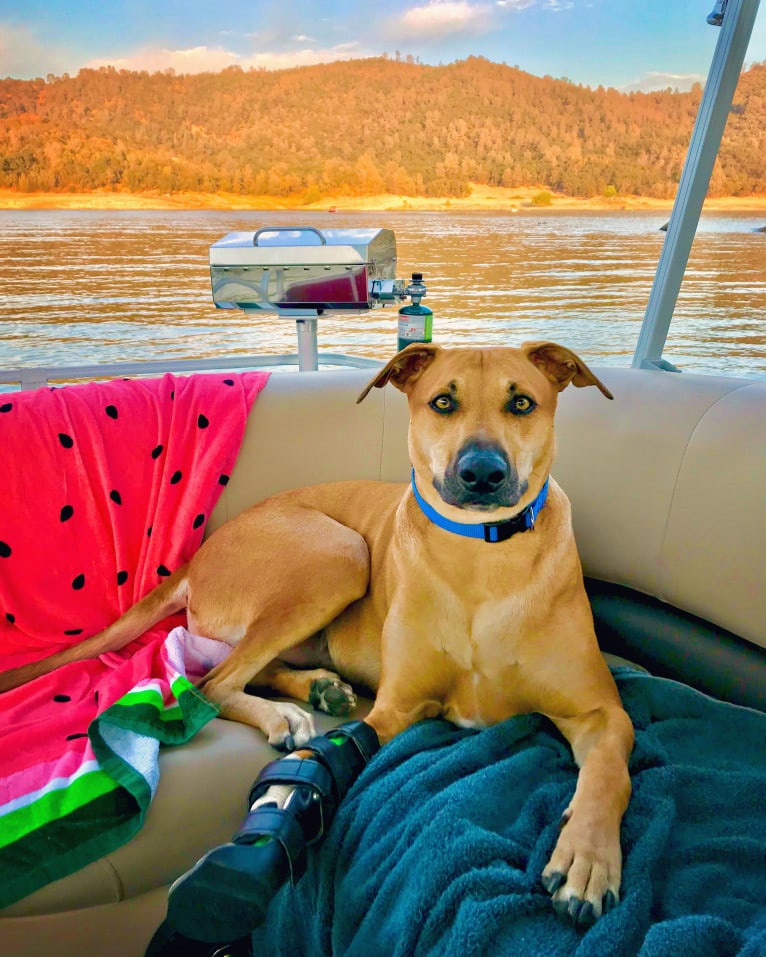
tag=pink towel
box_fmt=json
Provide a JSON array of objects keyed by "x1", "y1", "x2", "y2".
[{"x1": 0, "y1": 371, "x2": 268, "y2": 906}]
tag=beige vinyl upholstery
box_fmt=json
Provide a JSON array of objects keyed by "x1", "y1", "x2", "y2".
[
  {"x1": 2, "y1": 364, "x2": 763, "y2": 956},
  {"x1": 552, "y1": 369, "x2": 765, "y2": 649}
]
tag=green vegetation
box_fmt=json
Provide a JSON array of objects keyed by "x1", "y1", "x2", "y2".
[
  {"x1": 531, "y1": 190, "x2": 552, "y2": 206},
  {"x1": 1, "y1": 56, "x2": 764, "y2": 199}
]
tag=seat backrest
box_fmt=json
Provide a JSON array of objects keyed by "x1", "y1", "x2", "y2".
[{"x1": 210, "y1": 366, "x2": 765, "y2": 650}]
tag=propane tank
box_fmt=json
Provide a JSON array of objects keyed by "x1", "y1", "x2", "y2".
[{"x1": 397, "y1": 273, "x2": 433, "y2": 352}]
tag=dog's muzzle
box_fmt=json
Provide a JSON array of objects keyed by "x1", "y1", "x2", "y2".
[{"x1": 437, "y1": 441, "x2": 525, "y2": 511}]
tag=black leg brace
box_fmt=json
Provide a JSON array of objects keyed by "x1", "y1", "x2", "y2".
[{"x1": 145, "y1": 721, "x2": 379, "y2": 954}]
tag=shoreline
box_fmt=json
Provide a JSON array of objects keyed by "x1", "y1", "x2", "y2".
[{"x1": 2, "y1": 184, "x2": 766, "y2": 213}]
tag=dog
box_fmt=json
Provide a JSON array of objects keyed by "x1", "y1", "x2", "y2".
[{"x1": 0, "y1": 341, "x2": 634, "y2": 922}]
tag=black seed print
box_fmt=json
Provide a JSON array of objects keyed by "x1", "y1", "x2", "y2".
[
  {"x1": 53, "y1": 694, "x2": 71, "y2": 703},
  {"x1": 218, "y1": 474, "x2": 230, "y2": 486},
  {"x1": 223, "y1": 379, "x2": 234, "y2": 386},
  {"x1": 5, "y1": 612, "x2": 15, "y2": 624},
  {"x1": 110, "y1": 490, "x2": 122, "y2": 505},
  {"x1": 66, "y1": 733, "x2": 88, "y2": 741},
  {"x1": 0, "y1": 402, "x2": 12, "y2": 412},
  {"x1": 170, "y1": 390, "x2": 175, "y2": 400},
  {"x1": 197, "y1": 414, "x2": 209, "y2": 429},
  {"x1": 151, "y1": 444, "x2": 164, "y2": 459},
  {"x1": 58, "y1": 433, "x2": 74, "y2": 449},
  {"x1": 105, "y1": 405, "x2": 118, "y2": 419},
  {"x1": 0, "y1": 541, "x2": 11, "y2": 558},
  {"x1": 60, "y1": 505, "x2": 74, "y2": 522},
  {"x1": 193, "y1": 513, "x2": 205, "y2": 529},
  {"x1": 147, "y1": 526, "x2": 153, "y2": 538},
  {"x1": 72, "y1": 573, "x2": 85, "y2": 590},
  {"x1": 170, "y1": 471, "x2": 182, "y2": 485},
  {"x1": 157, "y1": 564, "x2": 171, "y2": 577},
  {"x1": 117, "y1": 570, "x2": 129, "y2": 586},
  {"x1": 94, "y1": 691, "x2": 99, "y2": 704},
  {"x1": 64, "y1": 628, "x2": 83, "y2": 636}
]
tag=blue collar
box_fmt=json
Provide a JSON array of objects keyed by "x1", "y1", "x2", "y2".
[{"x1": 410, "y1": 470, "x2": 549, "y2": 543}]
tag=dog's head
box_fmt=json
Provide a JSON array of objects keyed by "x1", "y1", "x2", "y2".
[{"x1": 358, "y1": 342, "x2": 612, "y2": 517}]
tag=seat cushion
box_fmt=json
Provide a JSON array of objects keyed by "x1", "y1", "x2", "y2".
[{"x1": 3, "y1": 700, "x2": 371, "y2": 917}]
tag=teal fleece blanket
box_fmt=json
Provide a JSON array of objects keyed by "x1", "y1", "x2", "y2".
[{"x1": 252, "y1": 669, "x2": 766, "y2": 957}]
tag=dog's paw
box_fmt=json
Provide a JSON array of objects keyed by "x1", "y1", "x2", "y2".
[
  {"x1": 541, "y1": 813, "x2": 622, "y2": 925},
  {"x1": 309, "y1": 676, "x2": 357, "y2": 716},
  {"x1": 265, "y1": 701, "x2": 317, "y2": 751}
]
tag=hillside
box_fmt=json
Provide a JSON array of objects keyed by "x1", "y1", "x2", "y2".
[{"x1": 1, "y1": 56, "x2": 765, "y2": 201}]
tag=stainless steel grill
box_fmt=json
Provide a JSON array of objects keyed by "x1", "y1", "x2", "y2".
[
  {"x1": 210, "y1": 226, "x2": 402, "y2": 314},
  {"x1": 208, "y1": 225, "x2": 409, "y2": 371}
]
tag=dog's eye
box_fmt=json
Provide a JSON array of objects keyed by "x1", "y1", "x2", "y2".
[
  {"x1": 430, "y1": 394, "x2": 455, "y2": 414},
  {"x1": 509, "y1": 394, "x2": 535, "y2": 415}
]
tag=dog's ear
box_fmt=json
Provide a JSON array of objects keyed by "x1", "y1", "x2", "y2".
[
  {"x1": 522, "y1": 341, "x2": 613, "y2": 399},
  {"x1": 357, "y1": 344, "x2": 441, "y2": 403}
]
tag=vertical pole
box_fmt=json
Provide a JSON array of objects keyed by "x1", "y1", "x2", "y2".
[
  {"x1": 295, "y1": 317, "x2": 319, "y2": 371},
  {"x1": 631, "y1": 0, "x2": 761, "y2": 370}
]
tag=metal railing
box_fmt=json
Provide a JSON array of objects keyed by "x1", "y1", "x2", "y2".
[{"x1": 0, "y1": 352, "x2": 383, "y2": 391}]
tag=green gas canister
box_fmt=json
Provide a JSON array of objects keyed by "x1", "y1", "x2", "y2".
[{"x1": 397, "y1": 273, "x2": 433, "y2": 352}]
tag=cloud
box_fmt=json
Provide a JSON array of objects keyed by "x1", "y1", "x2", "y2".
[
  {"x1": 620, "y1": 71, "x2": 706, "y2": 93},
  {"x1": 87, "y1": 45, "x2": 240, "y2": 74},
  {"x1": 0, "y1": 21, "x2": 71, "y2": 78},
  {"x1": 83, "y1": 41, "x2": 367, "y2": 75},
  {"x1": 397, "y1": 2, "x2": 493, "y2": 38},
  {"x1": 495, "y1": 0, "x2": 563, "y2": 9}
]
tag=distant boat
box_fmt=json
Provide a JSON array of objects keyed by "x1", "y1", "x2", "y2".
[{"x1": 328, "y1": 206, "x2": 337, "y2": 213}]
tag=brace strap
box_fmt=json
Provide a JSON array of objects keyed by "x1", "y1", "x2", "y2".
[
  {"x1": 232, "y1": 805, "x2": 307, "y2": 884},
  {"x1": 329, "y1": 720, "x2": 381, "y2": 763},
  {"x1": 248, "y1": 757, "x2": 333, "y2": 807}
]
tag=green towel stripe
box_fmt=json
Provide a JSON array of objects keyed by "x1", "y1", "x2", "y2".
[
  {"x1": 170, "y1": 674, "x2": 195, "y2": 698},
  {"x1": 0, "y1": 769, "x2": 119, "y2": 849},
  {"x1": 113, "y1": 675, "x2": 196, "y2": 722},
  {"x1": 0, "y1": 787, "x2": 141, "y2": 910}
]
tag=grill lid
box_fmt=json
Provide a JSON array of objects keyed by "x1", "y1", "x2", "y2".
[{"x1": 210, "y1": 226, "x2": 398, "y2": 312}]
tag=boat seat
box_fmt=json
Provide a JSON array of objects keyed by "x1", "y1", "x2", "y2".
[{"x1": 1, "y1": 364, "x2": 764, "y2": 957}]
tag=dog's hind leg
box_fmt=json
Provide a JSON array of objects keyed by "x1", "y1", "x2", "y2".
[
  {"x1": 250, "y1": 660, "x2": 358, "y2": 717},
  {"x1": 195, "y1": 506, "x2": 370, "y2": 748},
  {"x1": 200, "y1": 641, "x2": 361, "y2": 750}
]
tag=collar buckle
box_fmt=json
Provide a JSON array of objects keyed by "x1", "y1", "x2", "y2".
[{"x1": 483, "y1": 519, "x2": 523, "y2": 543}]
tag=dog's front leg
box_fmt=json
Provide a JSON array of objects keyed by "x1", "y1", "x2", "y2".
[
  {"x1": 363, "y1": 692, "x2": 443, "y2": 745},
  {"x1": 201, "y1": 650, "x2": 319, "y2": 750},
  {"x1": 542, "y1": 704, "x2": 634, "y2": 924}
]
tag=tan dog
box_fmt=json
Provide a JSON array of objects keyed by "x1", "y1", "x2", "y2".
[{"x1": 0, "y1": 342, "x2": 634, "y2": 922}]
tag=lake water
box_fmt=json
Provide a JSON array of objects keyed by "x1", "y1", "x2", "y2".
[{"x1": 1, "y1": 208, "x2": 764, "y2": 379}]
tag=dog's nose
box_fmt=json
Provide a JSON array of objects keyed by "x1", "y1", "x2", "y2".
[{"x1": 456, "y1": 447, "x2": 509, "y2": 493}]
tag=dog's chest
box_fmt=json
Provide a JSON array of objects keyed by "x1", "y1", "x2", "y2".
[{"x1": 436, "y1": 592, "x2": 532, "y2": 726}]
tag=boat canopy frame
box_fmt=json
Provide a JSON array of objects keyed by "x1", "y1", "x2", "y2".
[{"x1": 631, "y1": 0, "x2": 761, "y2": 372}]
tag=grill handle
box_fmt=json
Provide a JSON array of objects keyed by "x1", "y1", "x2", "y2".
[{"x1": 253, "y1": 226, "x2": 327, "y2": 246}]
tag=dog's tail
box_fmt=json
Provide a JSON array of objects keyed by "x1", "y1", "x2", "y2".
[{"x1": 0, "y1": 567, "x2": 189, "y2": 693}]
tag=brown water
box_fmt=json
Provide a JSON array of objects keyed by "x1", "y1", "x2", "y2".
[{"x1": 1, "y1": 208, "x2": 764, "y2": 377}]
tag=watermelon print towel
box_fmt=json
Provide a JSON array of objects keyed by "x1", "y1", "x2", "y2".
[{"x1": 0, "y1": 371, "x2": 268, "y2": 908}]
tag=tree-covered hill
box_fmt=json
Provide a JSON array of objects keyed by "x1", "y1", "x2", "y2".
[{"x1": 1, "y1": 56, "x2": 764, "y2": 199}]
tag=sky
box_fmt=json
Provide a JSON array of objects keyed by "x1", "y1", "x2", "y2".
[{"x1": 0, "y1": 0, "x2": 764, "y2": 92}]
